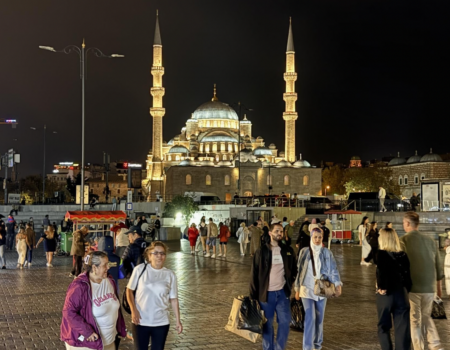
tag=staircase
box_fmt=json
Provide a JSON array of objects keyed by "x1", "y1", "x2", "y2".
[{"x1": 292, "y1": 214, "x2": 328, "y2": 242}]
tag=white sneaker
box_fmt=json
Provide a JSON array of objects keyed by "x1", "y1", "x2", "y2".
[
  {"x1": 223, "y1": 254, "x2": 226, "y2": 258},
  {"x1": 211, "y1": 254, "x2": 216, "y2": 258},
  {"x1": 49, "y1": 264, "x2": 53, "y2": 267},
  {"x1": 46, "y1": 263, "x2": 50, "y2": 267},
  {"x1": 218, "y1": 254, "x2": 222, "y2": 257},
  {"x1": 205, "y1": 254, "x2": 211, "y2": 257},
  {"x1": 28, "y1": 263, "x2": 31, "y2": 268},
  {"x1": 24, "y1": 261, "x2": 28, "y2": 267}
]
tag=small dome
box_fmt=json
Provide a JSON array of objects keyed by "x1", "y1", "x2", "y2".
[
  {"x1": 407, "y1": 151, "x2": 422, "y2": 164},
  {"x1": 192, "y1": 100, "x2": 238, "y2": 121},
  {"x1": 256, "y1": 136, "x2": 263, "y2": 140},
  {"x1": 388, "y1": 153, "x2": 406, "y2": 166},
  {"x1": 200, "y1": 134, "x2": 238, "y2": 143},
  {"x1": 269, "y1": 143, "x2": 276, "y2": 149},
  {"x1": 189, "y1": 134, "x2": 197, "y2": 141},
  {"x1": 279, "y1": 151, "x2": 285, "y2": 157},
  {"x1": 276, "y1": 160, "x2": 292, "y2": 168},
  {"x1": 168, "y1": 145, "x2": 189, "y2": 154},
  {"x1": 200, "y1": 159, "x2": 215, "y2": 166},
  {"x1": 350, "y1": 156, "x2": 361, "y2": 160},
  {"x1": 421, "y1": 149, "x2": 442, "y2": 163},
  {"x1": 235, "y1": 149, "x2": 257, "y2": 163},
  {"x1": 167, "y1": 139, "x2": 174, "y2": 145},
  {"x1": 253, "y1": 147, "x2": 272, "y2": 156},
  {"x1": 217, "y1": 160, "x2": 232, "y2": 166},
  {"x1": 293, "y1": 160, "x2": 311, "y2": 168},
  {"x1": 178, "y1": 159, "x2": 194, "y2": 166}
]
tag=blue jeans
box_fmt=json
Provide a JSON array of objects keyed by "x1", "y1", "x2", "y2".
[
  {"x1": 259, "y1": 290, "x2": 291, "y2": 350},
  {"x1": 302, "y1": 297, "x2": 327, "y2": 350}
]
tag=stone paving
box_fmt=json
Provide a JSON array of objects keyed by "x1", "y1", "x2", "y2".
[{"x1": 0, "y1": 239, "x2": 449, "y2": 350}]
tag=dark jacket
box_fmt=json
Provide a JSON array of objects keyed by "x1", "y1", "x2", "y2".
[
  {"x1": 296, "y1": 221, "x2": 311, "y2": 250},
  {"x1": 6, "y1": 221, "x2": 16, "y2": 235},
  {"x1": 154, "y1": 219, "x2": 161, "y2": 229},
  {"x1": 376, "y1": 250, "x2": 412, "y2": 294},
  {"x1": 60, "y1": 272, "x2": 126, "y2": 349},
  {"x1": 0, "y1": 226, "x2": 6, "y2": 245},
  {"x1": 121, "y1": 237, "x2": 147, "y2": 276},
  {"x1": 250, "y1": 242, "x2": 298, "y2": 302}
]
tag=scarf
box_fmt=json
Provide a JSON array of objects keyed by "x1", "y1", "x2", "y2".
[{"x1": 310, "y1": 240, "x2": 322, "y2": 279}]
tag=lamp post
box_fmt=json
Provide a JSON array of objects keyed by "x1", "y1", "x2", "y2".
[
  {"x1": 39, "y1": 40, "x2": 124, "y2": 209},
  {"x1": 31, "y1": 126, "x2": 57, "y2": 203},
  {"x1": 325, "y1": 185, "x2": 330, "y2": 196}
]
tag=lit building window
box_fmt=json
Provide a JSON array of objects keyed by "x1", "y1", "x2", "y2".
[
  {"x1": 117, "y1": 189, "x2": 120, "y2": 194},
  {"x1": 399, "y1": 176, "x2": 403, "y2": 186},
  {"x1": 284, "y1": 175, "x2": 290, "y2": 186},
  {"x1": 404, "y1": 175, "x2": 408, "y2": 185},
  {"x1": 224, "y1": 175, "x2": 230, "y2": 186},
  {"x1": 267, "y1": 175, "x2": 273, "y2": 186},
  {"x1": 186, "y1": 174, "x2": 192, "y2": 185},
  {"x1": 168, "y1": 155, "x2": 172, "y2": 161},
  {"x1": 303, "y1": 175, "x2": 309, "y2": 186},
  {"x1": 206, "y1": 175, "x2": 211, "y2": 186}
]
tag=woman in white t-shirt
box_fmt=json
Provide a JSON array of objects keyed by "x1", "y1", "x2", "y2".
[{"x1": 126, "y1": 241, "x2": 182, "y2": 350}]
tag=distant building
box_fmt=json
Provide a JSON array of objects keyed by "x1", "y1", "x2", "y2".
[{"x1": 349, "y1": 156, "x2": 362, "y2": 168}]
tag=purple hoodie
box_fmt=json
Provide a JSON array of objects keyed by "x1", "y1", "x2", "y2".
[{"x1": 60, "y1": 272, "x2": 126, "y2": 349}]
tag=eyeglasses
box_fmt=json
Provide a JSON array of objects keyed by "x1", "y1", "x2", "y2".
[{"x1": 150, "y1": 252, "x2": 166, "y2": 256}]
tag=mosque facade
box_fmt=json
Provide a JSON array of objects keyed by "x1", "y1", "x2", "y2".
[{"x1": 144, "y1": 13, "x2": 322, "y2": 201}]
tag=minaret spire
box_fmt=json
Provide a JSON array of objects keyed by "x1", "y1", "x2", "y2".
[
  {"x1": 150, "y1": 10, "x2": 165, "y2": 180},
  {"x1": 283, "y1": 17, "x2": 298, "y2": 162},
  {"x1": 212, "y1": 84, "x2": 218, "y2": 101}
]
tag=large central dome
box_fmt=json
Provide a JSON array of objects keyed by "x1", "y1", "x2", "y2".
[{"x1": 192, "y1": 100, "x2": 238, "y2": 121}]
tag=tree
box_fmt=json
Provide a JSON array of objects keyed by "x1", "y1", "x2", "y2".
[
  {"x1": 163, "y1": 195, "x2": 199, "y2": 226},
  {"x1": 343, "y1": 163, "x2": 400, "y2": 197},
  {"x1": 322, "y1": 165, "x2": 346, "y2": 195}
]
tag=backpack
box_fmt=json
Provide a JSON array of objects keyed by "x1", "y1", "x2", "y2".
[{"x1": 98, "y1": 236, "x2": 114, "y2": 253}]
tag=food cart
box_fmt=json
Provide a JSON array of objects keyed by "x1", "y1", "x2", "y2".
[
  {"x1": 324, "y1": 209, "x2": 362, "y2": 243},
  {"x1": 61, "y1": 211, "x2": 127, "y2": 254}
]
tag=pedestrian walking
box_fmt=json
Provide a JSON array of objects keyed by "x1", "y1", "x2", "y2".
[
  {"x1": 400, "y1": 211, "x2": 444, "y2": 350},
  {"x1": 5, "y1": 215, "x2": 16, "y2": 250},
  {"x1": 121, "y1": 229, "x2": 147, "y2": 277},
  {"x1": 376, "y1": 228, "x2": 412, "y2": 350},
  {"x1": 28, "y1": 217, "x2": 35, "y2": 230},
  {"x1": 379, "y1": 186, "x2": 387, "y2": 212},
  {"x1": 197, "y1": 217, "x2": 207, "y2": 255},
  {"x1": 112, "y1": 196, "x2": 117, "y2": 210},
  {"x1": 281, "y1": 217, "x2": 288, "y2": 229},
  {"x1": 249, "y1": 222, "x2": 263, "y2": 257},
  {"x1": 43, "y1": 214, "x2": 50, "y2": 232},
  {"x1": 24, "y1": 223, "x2": 36, "y2": 267},
  {"x1": 236, "y1": 222, "x2": 249, "y2": 256},
  {"x1": 284, "y1": 220, "x2": 295, "y2": 246},
  {"x1": 359, "y1": 216, "x2": 372, "y2": 266},
  {"x1": 294, "y1": 227, "x2": 343, "y2": 350},
  {"x1": 36, "y1": 226, "x2": 57, "y2": 267},
  {"x1": 218, "y1": 222, "x2": 230, "y2": 257},
  {"x1": 187, "y1": 223, "x2": 199, "y2": 255},
  {"x1": 205, "y1": 218, "x2": 218, "y2": 258},
  {"x1": 70, "y1": 226, "x2": 89, "y2": 277},
  {"x1": 308, "y1": 218, "x2": 319, "y2": 233},
  {"x1": 296, "y1": 217, "x2": 311, "y2": 252},
  {"x1": 250, "y1": 223, "x2": 297, "y2": 350},
  {"x1": 365, "y1": 222, "x2": 379, "y2": 264},
  {"x1": 115, "y1": 227, "x2": 129, "y2": 260},
  {"x1": 154, "y1": 216, "x2": 161, "y2": 240},
  {"x1": 61, "y1": 251, "x2": 126, "y2": 350},
  {"x1": 0, "y1": 220, "x2": 6, "y2": 269},
  {"x1": 15, "y1": 227, "x2": 28, "y2": 269},
  {"x1": 320, "y1": 221, "x2": 330, "y2": 249},
  {"x1": 126, "y1": 242, "x2": 182, "y2": 350},
  {"x1": 410, "y1": 193, "x2": 419, "y2": 212}
]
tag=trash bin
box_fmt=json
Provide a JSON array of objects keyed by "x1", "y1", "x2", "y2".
[{"x1": 60, "y1": 232, "x2": 73, "y2": 255}]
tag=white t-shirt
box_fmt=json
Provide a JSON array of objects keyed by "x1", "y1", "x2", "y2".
[
  {"x1": 90, "y1": 278, "x2": 120, "y2": 346},
  {"x1": 127, "y1": 264, "x2": 178, "y2": 327},
  {"x1": 268, "y1": 246, "x2": 285, "y2": 291}
]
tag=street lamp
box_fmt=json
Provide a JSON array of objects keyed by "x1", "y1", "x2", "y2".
[
  {"x1": 39, "y1": 40, "x2": 124, "y2": 209},
  {"x1": 325, "y1": 185, "x2": 330, "y2": 196},
  {"x1": 31, "y1": 126, "x2": 57, "y2": 203}
]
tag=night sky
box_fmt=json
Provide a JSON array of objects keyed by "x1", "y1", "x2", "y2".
[{"x1": 1, "y1": 0, "x2": 448, "y2": 176}]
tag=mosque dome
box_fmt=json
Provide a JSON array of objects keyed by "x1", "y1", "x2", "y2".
[
  {"x1": 269, "y1": 143, "x2": 276, "y2": 149},
  {"x1": 388, "y1": 153, "x2": 406, "y2": 166},
  {"x1": 192, "y1": 99, "x2": 238, "y2": 121},
  {"x1": 178, "y1": 159, "x2": 194, "y2": 166},
  {"x1": 168, "y1": 145, "x2": 189, "y2": 154},
  {"x1": 420, "y1": 149, "x2": 443, "y2": 163},
  {"x1": 406, "y1": 151, "x2": 422, "y2": 164},
  {"x1": 293, "y1": 154, "x2": 311, "y2": 168},
  {"x1": 167, "y1": 139, "x2": 174, "y2": 145},
  {"x1": 276, "y1": 160, "x2": 292, "y2": 168},
  {"x1": 253, "y1": 147, "x2": 272, "y2": 156},
  {"x1": 200, "y1": 159, "x2": 215, "y2": 166},
  {"x1": 200, "y1": 133, "x2": 238, "y2": 143}
]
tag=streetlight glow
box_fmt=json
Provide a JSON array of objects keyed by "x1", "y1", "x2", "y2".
[
  {"x1": 39, "y1": 46, "x2": 56, "y2": 52},
  {"x1": 111, "y1": 54, "x2": 125, "y2": 58}
]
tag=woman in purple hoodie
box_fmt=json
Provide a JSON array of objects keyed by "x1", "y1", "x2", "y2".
[{"x1": 60, "y1": 251, "x2": 126, "y2": 350}]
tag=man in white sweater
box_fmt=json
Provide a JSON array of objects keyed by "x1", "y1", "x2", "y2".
[{"x1": 378, "y1": 186, "x2": 387, "y2": 212}]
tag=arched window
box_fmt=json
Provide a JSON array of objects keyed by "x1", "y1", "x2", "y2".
[
  {"x1": 223, "y1": 155, "x2": 227, "y2": 160},
  {"x1": 186, "y1": 174, "x2": 192, "y2": 185},
  {"x1": 206, "y1": 175, "x2": 211, "y2": 186},
  {"x1": 117, "y1": 189, "x2": 120, "y2": 194},
  {"x1": 267, "y1": 175, "x2": 273, "y2": 186},
  {"x1": 399, "y1": 176, "x2": 403, "y2": 185},
  {"x1": 414, "y1": 174, "x2": 419, "y2": 185},
  {"x1": 176, "y1": 155, "x2": 180, "y2": 161},
  {"x1": 421, "y1": 173, "x2": 426, "y2": 180},
  {"x1": 404, "y1": 175, "x2": 408, "y2": 185},
  {"x1": 303, "y1": 175, "x2": 309, "y2": 186},
  {"x1": 224, "y1": 175, "x2": 230, "y2": 186},
  {"x1": 168, "y1": 155, "x2": 172, "y2": 161},
  {"x1": 284, "y1": 175, "x2": 290, "y2": 186}
]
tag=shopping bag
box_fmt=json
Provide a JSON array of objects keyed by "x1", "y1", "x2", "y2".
[
  {"x1": 431, "y1": 296, "x2": 447, "y2": 319},
  {"x1": 225, "y1": 297, "x2": 261, "y2": 343},
  {"x1": 290, "y1": 298, "x2": 305, "y2": 332},
  {"x1": 237, "y1": 296, "x2": 267, "y2": 334}
]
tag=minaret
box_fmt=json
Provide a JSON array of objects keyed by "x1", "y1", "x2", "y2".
[
  {"x1": 283, "y1": 17, "x2": 298, "y2": 163},
  {"x1": 150, "y1": 10, "x2": 165, "y2": 179}
]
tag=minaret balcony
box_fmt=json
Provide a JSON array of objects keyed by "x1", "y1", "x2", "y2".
[
  {"x1": 283, "y1": 112, "x2": 298, "y2": 121},
  {"x1": 150, "y1": 107, "x2": 166, "y2": 118},
  {"x1": 151, "y1": 66, "x2": 165, "y2": 75},
  {"x1": 283, "y1": 72, "x2": 297, "y2": 81},
  {"x1": 283, "y1": 92, "x2": 297, "y2": 103},
  {"x1": 151, "y1": 87, "x2": 165, "y2": 98}
]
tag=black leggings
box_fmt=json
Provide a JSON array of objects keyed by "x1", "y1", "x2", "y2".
[{"x1": 132, "y1": 324, "x2": 170, "y2": 350}]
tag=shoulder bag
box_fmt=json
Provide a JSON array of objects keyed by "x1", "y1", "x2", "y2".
[
  {"x1": 122, "y1": 263, "x2": 148, "y2": 314},
  {"x1": 309, "y1": 247, "x2": 336, "y2": 298}
]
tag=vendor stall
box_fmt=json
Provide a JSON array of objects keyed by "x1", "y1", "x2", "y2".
[
  {"x1": 324, "y1": 209, "x2": 362, "y2": 243},
  {"x1": 64, "y1": 211, "x2": 127, "y2": 252}
]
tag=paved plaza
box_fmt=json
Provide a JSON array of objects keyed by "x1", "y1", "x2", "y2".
[{"x1": 0, "y1": 240, "x2": 449, "y2": 350}]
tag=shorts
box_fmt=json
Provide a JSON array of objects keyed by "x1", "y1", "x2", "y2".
[
  {"x1": 219, "y1": 241, "x2": 227, "y2": 245},
  {"x1": 208, "y1": 237, "x2": 217, "y2": 246}
]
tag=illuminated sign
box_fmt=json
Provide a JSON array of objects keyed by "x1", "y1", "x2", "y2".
[
  {"x1": 5, "y1": 119, "x2": 17, "y2": 123},
  {"x1": 117, "y1": 162, "x2": 142, "y2": 169},
  {"x1": 59, "y1": 162, "x2": 74, "y2": 166}
]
